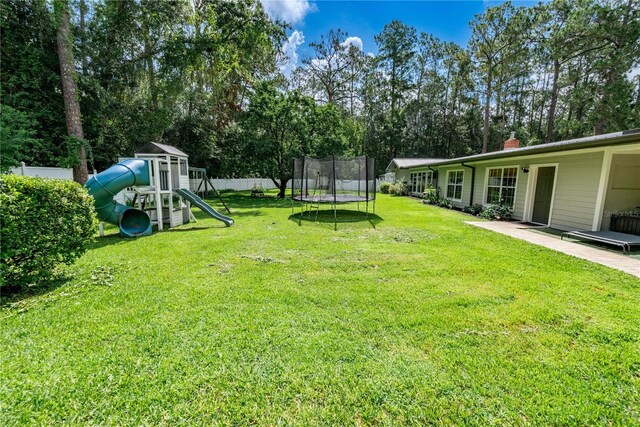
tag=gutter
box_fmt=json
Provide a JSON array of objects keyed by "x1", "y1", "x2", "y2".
[
  {"x1": 428, "y1": 130, "x2": 640, "y2": 168},
  {"x1": 461, "y1": 162, "x2": 475, "y2": 205}
]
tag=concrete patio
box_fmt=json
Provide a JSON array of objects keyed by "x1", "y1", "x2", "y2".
[{"x1": 465, "y1": 221, "x2": 640, "y2": 278}]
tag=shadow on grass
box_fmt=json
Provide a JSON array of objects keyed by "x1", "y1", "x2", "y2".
[
  {"x1": 165, "y1": 225, "x2": 228, "y2": 233},
  {"x1": 224, "y1": 210, "x2": 264, "y2": 218},
  {"x1": 288, "y1": 209, "x2": 383, "y2": 229},
  {"x1": 0, "y1": 272, "x2": 72, "y2": 306},
  {"x1": 89, "y1": 225, "x2": 175, "y2": 249}
]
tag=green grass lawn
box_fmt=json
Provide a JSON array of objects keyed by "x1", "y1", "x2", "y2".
[{"x1": 2, "y1": 193, "x2": 639, "y2": 425}]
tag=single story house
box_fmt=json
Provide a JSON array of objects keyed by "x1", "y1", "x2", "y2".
[
  {"x1": 386, "y1": 129, "x2": 640, "y2": 232},
  {"x1": 385, "y1": 158, "x2": 445, "y2": 194}
]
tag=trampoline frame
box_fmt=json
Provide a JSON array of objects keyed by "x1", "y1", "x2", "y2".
[{"x1": 291, "y1": 155, "x2": 376, "y2": 229}]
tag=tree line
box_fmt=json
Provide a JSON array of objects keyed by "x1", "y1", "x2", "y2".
[{"x1": 2, "y1": 0, "x2": 639, "y2": 196}]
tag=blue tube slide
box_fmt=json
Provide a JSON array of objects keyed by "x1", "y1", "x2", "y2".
[{"x1": 85, "y1": 159, "x2": 153, "y2": 237}]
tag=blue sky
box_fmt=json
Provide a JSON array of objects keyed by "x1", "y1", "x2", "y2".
[{"x1": 260, "y1": 0, "x2": 540, "y2": 74}]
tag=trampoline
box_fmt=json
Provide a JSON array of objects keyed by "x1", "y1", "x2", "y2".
[{"x1": 292, "y1": 155, "x2": 376, "y2": 228}]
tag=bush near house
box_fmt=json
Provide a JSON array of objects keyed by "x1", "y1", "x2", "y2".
[
  {"x1": 479, "y1": 203, "x2": 513, "y2": 221},
  {"x1": 422, "y1": 187, "x2": 452, "y2": 209},
  {"x1": 388, "y1": 181, "x2": 408, "y2": 196},
  {"x1": 0, "y1": 175, "x2": 98, "y2": 289},
  {"x1": 462, "y1": 203, "x2": 485, "y2": 216},
  {"x1": 379, "y1": 182, "x2": 391, "y2": 194}
]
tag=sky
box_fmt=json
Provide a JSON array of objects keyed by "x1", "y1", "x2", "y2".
[{"x1": 259, "y1": 0, "x2": 539, "y2": 75}]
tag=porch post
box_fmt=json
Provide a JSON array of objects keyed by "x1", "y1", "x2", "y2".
[{"x1": 592, "y1": 148, "x2": 613, "y2": 231}]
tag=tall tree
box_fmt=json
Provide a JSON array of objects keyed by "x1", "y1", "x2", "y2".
[
  {"x1": 470, "y1": 2, "x2": 531, "y2": 152},
  {"x1": 237, "y1": 82, "x2": 348, "y2": 197},
  {"x1": 591, "y1": 0, "x2": 640, "y2": 134},
  {"x1": 375, "y1": 20, "x2": 417, "y2": 158},
  {"x1": 1, "y1": 0, "x2": 67, "y2": 166},
  {"x1": 54, "y1": 0, "x2": 88, "y2": 183},
  {"x1": 301, "y1": 29, "x2": 351, "y2": 104}
]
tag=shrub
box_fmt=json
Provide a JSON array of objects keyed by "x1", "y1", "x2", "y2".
[
  {"x1": 437, "y1": 197, "x2": 453, "y2": 209},
  {"x1": 422, "y1": 187, "x2": 438, "y2": 204},
  {"x1": 388, "y1": 181, "x2": 408, "y2": 196},
  {"x1": 422, "y1": 187, "x2": 452, "y2": 208},
  {"x1": 1, "y1": 175, "x2": 98, "y2": 289},
  {"x1": 379, "y1": 182, "x2": 391, "y2": 194},
  {"x1": 462, "y1": 203, "x2": 485, "y2": 216},
  {"x1": 479, "y1": 203, "x2": 513, "y2": 221}
]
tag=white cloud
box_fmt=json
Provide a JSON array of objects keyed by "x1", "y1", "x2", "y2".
[
  {"x1": 310, "y1": 58, "x2": 328, "y2": 69},
  {"x1": 366, "y1": 52, "x2": 375, "y2": 58},
  {"x1": 280, "y1": 30, "x2": 305, "y2": 76},
  {"x1": 628, "y1": 65, "x2": 640, "y2": 81},
  {"x1": 260, "y1": 0, "x2": 317, "y2": 24},
  {"x1": 341, "y1": 36, "x2": 363, "y2": 52}
]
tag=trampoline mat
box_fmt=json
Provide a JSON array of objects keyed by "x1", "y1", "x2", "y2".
[{"x1": 293, "y1": 194, "x2": 374, "y2": 203}]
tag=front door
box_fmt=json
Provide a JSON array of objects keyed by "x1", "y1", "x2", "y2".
[{"x1": 532, "y1": 166, "x2": 556, "y2": 225}]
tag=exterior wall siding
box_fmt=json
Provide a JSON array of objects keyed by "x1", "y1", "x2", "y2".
[
  {"x1": 544, "y1": 152, "x2": 603, "y2": 230},
  {"x1": 472, "y1": 160, "x2": 527, "y2": 219},
  {"x1": 401, "y1": 150, "x2": 605, "y2": 231},
  {"x1": 395, "y1": 169, "x2": 410, "y2": 184},
  {"x1": 435, "y1": 166, "x2": 472, "y2": 209}
]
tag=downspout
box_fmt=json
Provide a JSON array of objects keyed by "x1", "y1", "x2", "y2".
[
  {"x1": 427, "y1": 165, "x2": 438, "y2": 184},
  {"x1": 461, "y1": 162, "x2": 475, "y2": 205}
]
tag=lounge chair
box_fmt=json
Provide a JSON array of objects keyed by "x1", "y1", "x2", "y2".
[{"x1": 560, "y1": 230, "x2": 640, "y2": 254}]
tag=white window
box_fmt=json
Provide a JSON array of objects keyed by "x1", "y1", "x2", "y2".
[
  {"x1": 446, "y1": 170, "x2": 464, "y2": 201},
  {"x1": 409, "y1": 171, "x2": 437, "y2": 194},
  {"x1": 180, "y1": 159, "x2": 188, "y2": 176},
  {"x1": 485, "y1": 167, "x2": 518, "y2": 207},
  {"x1": 409, "y1": 172, "x2": 425, "y2": 193}
]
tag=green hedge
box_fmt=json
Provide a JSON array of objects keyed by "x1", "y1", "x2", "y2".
[{"x1": 0, "y1": 175, "x2": 98, "y2": 289}]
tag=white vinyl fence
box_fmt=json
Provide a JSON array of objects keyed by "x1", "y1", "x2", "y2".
[
  {"x1": 10, "y1": 164, "x2": 379, "y2": 193},
  {"x1": 191, "y1": 177, "x2": 289, "y2": 192},
  {"x1": 10, "y1": 163, "x2": 96, "y2": 181},
  {"x1": 191, "y1": 177, "x2": 379, "y2": 192}
]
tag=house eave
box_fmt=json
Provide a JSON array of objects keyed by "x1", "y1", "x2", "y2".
[{"x1": 426, "y1": 130, "x2": 640, "y2": 168}]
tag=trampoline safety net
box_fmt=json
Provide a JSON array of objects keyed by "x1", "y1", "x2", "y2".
[{"x1": 292, "y1": 156, "x2": 376, "y2": 203}]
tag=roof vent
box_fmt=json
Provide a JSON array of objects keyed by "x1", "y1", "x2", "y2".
[{"x1": 503, "y1": 132, "x2": 520, "y2": 150}]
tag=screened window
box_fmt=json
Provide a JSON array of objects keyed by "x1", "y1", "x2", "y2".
[
  {"x1": 446, "y1": 170, "x2": 464, "y2": 200},
  {"x1": 486, "y1": 167, "x2": 518, "y2": 207},
  {"x1": 409, "y1": 171, "x2": 437, "y2": 194},
  {"x1": 180, "y1": 159, "x2": 188, "y2": 176},
  {"x1": 409, "y1": 172, "x2": 424, "y2": 193}
]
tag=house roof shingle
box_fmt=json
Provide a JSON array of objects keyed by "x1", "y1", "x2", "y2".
[{"x1": 386, "y1": 158, "x2": 446, "y2": 172}]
